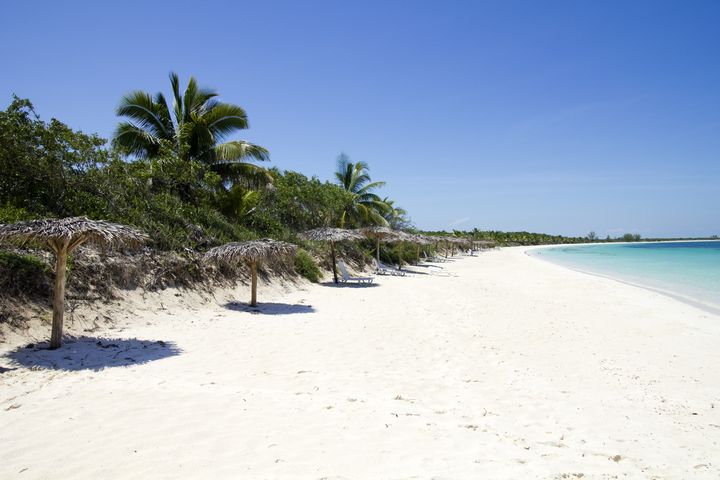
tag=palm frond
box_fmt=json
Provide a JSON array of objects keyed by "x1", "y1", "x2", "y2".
[
  {"x1": 204, "y1": 103, "x2": 249, "y2": 138},
  {"x1": 112, "y1": 122, "x2": 161, "y2": 157},
  {"x1": 355, "y1": 181, "x2": 386, "y2": 196},
  {"x1": 211, "y1": 161, "x2": 273, "y2": 186},
  {"x1": 115, "y1": 91, "x2": 171, "y2": 139},
  {"x1": 214, "y1": 141, "x2": 270, "y2": 162},
  {"x1": 153, "y1": 92, "x2": 175, "y2": 134},
  {"x1": 169, "y1": 72, "x2": 183, "y2": 126}
]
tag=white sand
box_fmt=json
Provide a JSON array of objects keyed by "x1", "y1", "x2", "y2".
[{"x1": 1, "y1": 247, "x2": 719, "y2": 479}]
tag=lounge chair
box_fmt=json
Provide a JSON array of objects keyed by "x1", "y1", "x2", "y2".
[
  {"x1": 372, "y1": 258, "x2": 406, "y2": 276},
  {"x1": 338, "y1": 260, "x2": 374, "y2": 284}
]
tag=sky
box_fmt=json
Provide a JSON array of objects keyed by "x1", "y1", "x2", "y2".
[{"x1": 1, "y1": 0, "x2": 718, "y2": 237}]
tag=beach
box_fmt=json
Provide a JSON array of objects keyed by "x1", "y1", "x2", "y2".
[{"x1": 1, "y1": 247, "x2": 719, "y2": 479}]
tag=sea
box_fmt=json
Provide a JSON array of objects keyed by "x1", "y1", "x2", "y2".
[{"x1": 529, "y1": 240, "x2": 720, "y2": 314}]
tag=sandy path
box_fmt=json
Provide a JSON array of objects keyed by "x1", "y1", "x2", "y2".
[{"x1": 1, "y1": 248, "x2": 719, "y2": 479}]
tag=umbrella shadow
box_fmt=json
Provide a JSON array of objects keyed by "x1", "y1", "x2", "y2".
[
  {"x1": 320, "y1": 281, "x2": 380, "y2": 288},
  {"x1": 4, "y1": 337, "x2": 181, "y2": 372},
  {"x1": 224, "y1": 301, "x2": 315, "y2": 315},
  {"x1": 398, "y1": 268, "x2": 431, "y2": 276}
]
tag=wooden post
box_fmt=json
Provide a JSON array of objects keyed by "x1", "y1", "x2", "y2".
[
  {"x1": 331, "y1": 242, "x2": 338, "y2": 284},
  {"x1": 49, "y1": 239, "x2": 70, "y2": 349},
  {"x1": 250, "y1": 261, "x2": 258, "y2": 307}
]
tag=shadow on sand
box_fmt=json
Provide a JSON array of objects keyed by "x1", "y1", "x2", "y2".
[
  {"x1": 321, "y1": 281, "x2": 380, "y2": 288},
  {"x1": 224, "y1": 301, "x2": 315, "y2": 315},
  {"x1": 5, "y1": 337, "x2": 181, "y2": 372}
]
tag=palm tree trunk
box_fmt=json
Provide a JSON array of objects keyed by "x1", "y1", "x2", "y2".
[
  {"x1": 331, "y1": 242, "x2": 338, "y2": 284},
  {"x1": 50, "y1": 240, "x2": 69, "y2": 349},
  {"x1": 376, "y1": 238, "x2": 380, "y2": 262},
  {"x1": 250, "y1": 261, "x2": 258, "y2": 306}
]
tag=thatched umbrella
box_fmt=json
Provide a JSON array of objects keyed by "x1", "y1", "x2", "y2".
[
  {"x1": 448, "y1": 236, "x2": 469, "y2": 255},
  {"x1": 204, "y1": 239, "x2": 297, "y2": 307},
  {"x1": 361, "y1": 226, "x2": 403, "y2": 262},
  {"x1": 0, "y1": 216, "x2": 148, "y2": 349},
  {"x1": 474, "y1": 240, "x2": 496, "y2": 250},
  {"x1": 300, "y1": 227, "x2": 364, "y2": 284},
  {"x1": 410, "y1": 234, "x2": 434, "y2": 263}
]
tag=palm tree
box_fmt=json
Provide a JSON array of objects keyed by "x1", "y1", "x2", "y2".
[
  {"x1": 381, "y1": 197, "x2": 410, "y2": 229},
  {"x1": 112, "y1": 72, "x2": 270, "y2": 184},
  {"x1": 334, "y1": 154, "x2": 388, "y2": 227}
]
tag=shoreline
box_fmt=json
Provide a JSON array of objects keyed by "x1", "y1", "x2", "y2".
[
  {"x1": 525, "y1": 244, "x2": 720, "y2": 316},
  {"x1": 2, "y1": 248, "x2": 719, "y2": 478}
]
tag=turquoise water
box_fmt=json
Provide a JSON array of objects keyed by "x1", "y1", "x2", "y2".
[{"x1": 530, "y1": 241, "x2": 720, "y2": 313}]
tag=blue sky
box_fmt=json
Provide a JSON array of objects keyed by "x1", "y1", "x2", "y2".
[{"x1": 2, "y1": 0, "x2": 718, "y2": 237}]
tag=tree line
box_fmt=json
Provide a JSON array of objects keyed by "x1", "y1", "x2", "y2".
[
  {"x1": 0, "y1": 74, "x2": 409, "y2": 251},
  {"x1": 2, "y1": 72, "x2": 658, "y2": 253}
]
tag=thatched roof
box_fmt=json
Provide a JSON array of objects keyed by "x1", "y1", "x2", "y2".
[
  {"x1": 362, "y1": 226, "x2": 420, "y2": 243},
  {"x1": 300, "y1": 227, "x2": 364, "y2": 243},
  {"x1": 361, "y1": 226, "x2": 397, "y2": 240},
  {"x1": 0, "y1": 216, "x2": 148, "y2": 251},
  {"x1": 204, "y1": 239, "x2": 297, "y2": 265},
  {"x1": 451, "y1": 237, "x2": 471, "y2": 246},
  {"x1": 409, "y1": 234, "x2": 435, "y2": 245},
  {"x1": 474, "y1": 240, "x2": 496, "y2": 246}
]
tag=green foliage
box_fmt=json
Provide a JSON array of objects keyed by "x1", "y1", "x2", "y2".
[
  {"x1": 384, "y1": 241, "x2": 419, "y2": 266},
  {"x1": 294, "y1": 249, "x2": 322, "y2": 283},
  {"x1": 621, "y1": 233, "x2": 642, "y2": 242},
  {"x1": 0, "y1": 251, "x2": 51, "y2": 297},
  {"x1": 249, "y1": 169, "x2": 353, "y2": 234},
  {"x1": 112, "y1": 72, "x2": 270, "y2": 186},
  {"x1": 381, "y1": 196, "x2": 411, "y2": 229},
  {"x1": 431, "y1": 228, "x2": 589, "y2": 246},
  {"x1": 0, "y1": 251, "x2": 48, "y2": 275},
  {"x1": 0, "y1": 96, "x2": 110, "y2": 217},
  {"x1": 334, "y1": 153, "x2": 389, "y2": 227},
  {"x1": 0, "y1": 98, "x2": 256, "y2": 250},
  {"x1": 0, "y1": 203, "x2": 36, "y2": 224}
]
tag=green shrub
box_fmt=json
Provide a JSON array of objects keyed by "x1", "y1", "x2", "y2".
[
  {"x1": 0, "y1": 251, "x2": 51, "y2": 297},
  {"x1": 294, "y1": 249, "x2": 321, "y2": 283}
]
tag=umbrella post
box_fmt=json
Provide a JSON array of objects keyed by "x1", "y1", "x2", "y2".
[
  {"x1": 331, "y1": 242, "x2": 338, "y2": 284},
  {"x1": 249, "y1": 261, "x2": 258, "y2": 307},
  {"x1": 49, "y1": 239, "x2": 70, "y2": 349}
]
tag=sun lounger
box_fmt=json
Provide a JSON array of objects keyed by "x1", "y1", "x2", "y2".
[
  {"x1": 372, "y1": 258, "x2": 406, "y2": 276},
  {"x1": 338, "y1": 260, "x2": 374, "y2": 284}
]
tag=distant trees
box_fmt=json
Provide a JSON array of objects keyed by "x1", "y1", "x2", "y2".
[
  {"x1": 587, "y1": 231, "x2": 597, "y2": 241},
  {"x1": 621, "y1": 233, "x2": 642, "y2": 242},
  {"x1": 454, "y1": 229, "x2": 588, "y2": 246}
]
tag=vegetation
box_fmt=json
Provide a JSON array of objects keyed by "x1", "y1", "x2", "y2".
[
  {"x1": 294, "y1": 249, "x2": 322, "y2": 283},
  {"x1": 113, "y1": 72, "x2": 270, "y2": 186},
  {"x1": 334, "y1": 154, "x2": 388, "y2": 227},
  {"x1": 0, "y1": 76, "x2": 675, "y2": 279},
  {"x1": 0, "y1": 251, "x2": 50, "y2": 298}
]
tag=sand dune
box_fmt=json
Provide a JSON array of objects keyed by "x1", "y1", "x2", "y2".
[{"x1": 1, "y1": 247, "x2": 719, "y2": 479}]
